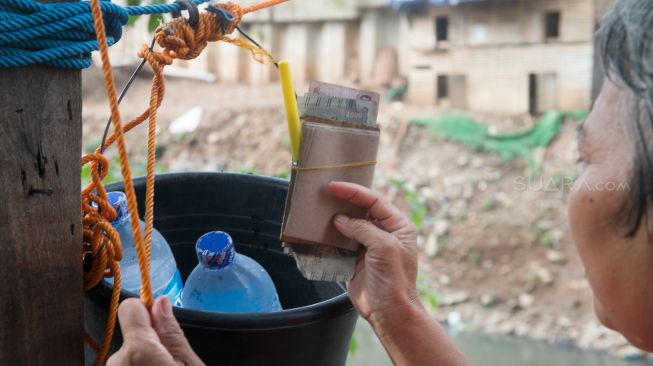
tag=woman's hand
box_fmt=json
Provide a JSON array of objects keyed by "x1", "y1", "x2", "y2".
[
  {"x1": 328, "y1": 181, "x2": 420, "y2": 324},
  {"x1": 329, "y1": 181, "x2": 469, "y2": 366},
  {"x1": 107, "y1": 297, "x2": 204, "y2": 366}
]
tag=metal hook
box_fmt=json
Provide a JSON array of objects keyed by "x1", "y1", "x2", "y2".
[
  {"x1": 206, "y1": 4, "x2": 235, "y2": 22},
  {"x1": 206, "y1": 4, "x2": 235, "y2": 34},
  {"x1": 172, "y1": 0, "x2": 200, "y2": 28}
]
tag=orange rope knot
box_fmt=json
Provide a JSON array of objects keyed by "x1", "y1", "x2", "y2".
[
  {"x1": 81, "y1": 0, "x2": 288, "y2": 364},
  {"x1": 151, "y1": 0, "x2": 284, "y2": 65}
]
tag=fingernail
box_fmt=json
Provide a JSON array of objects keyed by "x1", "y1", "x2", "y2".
[
  {"x1": 161, "y1": 296, "x2": 173, "y2": 316},
  {"x1": 335, "y1": 214, "x2": 349, "y2": 224}
]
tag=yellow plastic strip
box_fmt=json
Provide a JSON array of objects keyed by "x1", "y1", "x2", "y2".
[{"x1": 278, "y1": 60, "x2": 302, "y2": 161}]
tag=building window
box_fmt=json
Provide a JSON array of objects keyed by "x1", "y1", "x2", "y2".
[
  {"x1": 437, "y1": 75, "x2": 449, "y2": 100},
  {"x1": 545, "y1": 11, "x2": 560, "y2": 39},
  {"x1": 436, "y1": 16, "x2": 449, "y2": 42}
]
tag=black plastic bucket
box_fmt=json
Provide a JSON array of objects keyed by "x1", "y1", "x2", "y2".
[{"x1": 85, "y1": 172, "x2": 358, "y2": 366}]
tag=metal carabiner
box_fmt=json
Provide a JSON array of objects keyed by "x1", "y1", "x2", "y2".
[{"x1": 172, "y1": 0, "x2": 200, "y2": 28}]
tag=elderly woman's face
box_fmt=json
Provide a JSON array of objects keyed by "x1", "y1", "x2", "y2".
[{"x1": 568, "y1": 78, "x2": 653, "y2": 351}]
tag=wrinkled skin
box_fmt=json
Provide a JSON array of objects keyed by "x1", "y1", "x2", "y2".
[{"x1": 569, "y1": 78, "x2": 653, "y2": 351}]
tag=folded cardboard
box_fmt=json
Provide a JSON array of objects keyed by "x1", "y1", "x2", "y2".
[{"x1": 281, "y1": 118, "x2": 380, "y2": 251}]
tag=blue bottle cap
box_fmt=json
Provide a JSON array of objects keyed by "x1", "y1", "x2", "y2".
[
  {"x1": 91, "y1": 191, "x2": 129, "y2": 224},
  {"x1": 196, "y1": 231, "x2": 236, "y2": 270}
]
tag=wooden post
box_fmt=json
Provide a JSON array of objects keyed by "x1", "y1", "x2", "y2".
[{"x1": 0, "y1": 1, "x2": 83, "y2": 362}]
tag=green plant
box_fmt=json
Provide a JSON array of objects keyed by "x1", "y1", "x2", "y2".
[
  {"x1": 348, "y1": 333, "x2": 358, "y2": 356},
  {"x1": 481, "y1": 195, "x2": 497, "y2": 211},
  {"x1": 81, "y1": 155, "x2": 168, "y2": 187},
  {"x1": 467, "y1": 248, "x2": 481, "y2": 267},
  {"x1": 417, "y1": 273, "x2": 439, "y2": 311},
  {"x1": 528, "y1": 224, "x2": 555, "y2": 248},
  {"x1": 389, "y1": 179, "x2": 428, "y2": 229},
  {"x1": 236, "y1": 167, "x2": 290, "y2": 180},
  {"x1": 412, "y1": 110, "x2": 588, "y2": 175},
  {"x1": 127, "y1": 0, "x2": 165, "y2": 32}
]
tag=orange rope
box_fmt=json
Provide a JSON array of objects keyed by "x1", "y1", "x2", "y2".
[
  {"x1": 81, "y1": 0, "x2": 286, "y2": 364},
  {"x1": 243, "y1": 0, "x2": 289, "y2": 15}
]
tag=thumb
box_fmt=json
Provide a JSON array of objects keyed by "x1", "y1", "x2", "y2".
[
  {"x1": 118, "y1": 298, "x2": 159, "y2": 343},
  {"x1": 151, "y1": 297, "x2": 205, "y2": 366},
  {"x1": 333, "y1": 215, "x2": 398, "y2": 253}
]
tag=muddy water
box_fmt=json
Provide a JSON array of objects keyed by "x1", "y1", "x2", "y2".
[{"x1": 346, "y1": 321, "x2": 652, "y2": 366}]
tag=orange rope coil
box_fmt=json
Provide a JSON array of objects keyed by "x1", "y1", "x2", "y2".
[{"x1": 81, "y1": 0, "x2": 286, "y2": 364}]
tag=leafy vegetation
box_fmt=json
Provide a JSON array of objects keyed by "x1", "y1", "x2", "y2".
[
  {"x1": 389, "y1": 178, "x2": 428, "y2": 229},
  {"x1": 127, "y1": 0, "x2": 166, "y2": 33},
  {"x1": 81, "y1": 155, "x2": 169, "y2": 187}
]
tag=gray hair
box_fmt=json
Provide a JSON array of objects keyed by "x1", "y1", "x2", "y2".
[{"x1": 599, "y1": 0, "x2": 653, "y2": 235}]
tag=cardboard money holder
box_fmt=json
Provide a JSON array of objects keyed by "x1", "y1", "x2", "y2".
[{"x1": 281, "y1": 118, "x2": 380, "y2": 251}]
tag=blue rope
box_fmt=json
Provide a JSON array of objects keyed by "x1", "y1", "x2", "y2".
[{"x1": 0, "y1": 0, "x2": 209, "y2": 69}]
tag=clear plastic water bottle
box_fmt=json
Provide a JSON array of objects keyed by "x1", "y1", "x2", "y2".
[
  {"x1": 180, "y1": 231, "x2": 282, "y2": 313},
  {"x1": 102, "y1": 191, "x2": 183, "y2": 303}
]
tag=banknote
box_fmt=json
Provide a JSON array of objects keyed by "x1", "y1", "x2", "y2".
[
  {"x1": 297, "y1": 94, "x2": 376, "y2": 126},
  {"x1": 309, "y1": 80, "x2": 381, "y2": 105},
  {"x1": 285, "y1": 243, "x2": 358, "y2": 282},
  {"x1": 308, "y1": 81, "x2": 380, "y2": 123}
]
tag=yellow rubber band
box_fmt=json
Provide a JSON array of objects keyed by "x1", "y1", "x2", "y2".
[{"x1": 293, "y1": 160, "x2": 377, "y2": 172}]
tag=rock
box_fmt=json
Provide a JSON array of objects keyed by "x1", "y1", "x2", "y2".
[
  {"x1": 434, "y1": 219, "x2": 450, "y2": 236},
  {"x1": 456, "y1": 155, "x2": 469, "y2": 167},
  {"x1": 518, "y1": 293, "x2": 535, "y2": 309},
  {"x1": 439, "y1": 275, "x2": 451, "y2": 286},
  {"x1": 499, "y1": 265, "x2": 512, "y2": 276},
  {"x1": 480, "y1": 294, "x2": 502, "y2": 308},
  {"x1": 514, "y1": 323, "x2": 532, "y2": 337},
  {"x1": 536, "y1": 220, "x2": 555, "y2": 231},
  {"x1": 471, "y1": 157, "x2": 484, "y2": 169},
  {"x1": 550, "y1": 229, "x2": 565, "y2": 243},
  {"x1": 481, "y1": 259, "x2": 494, "y2": 269},
  {"x1": 508, "y1": 299, "x2": 522, "y2": 313},
  {"x1": 447, "y1": 311, "x2": 463, "y2": 330},
  {"x1": 440, "y1": 292, "x2": 470, "y2": 306},
  {"x1": 425, "y1": 233, "x2": 438, "y2": 258},
  {"x1": 169, "y1": 106, "x2": 203, "y2": 134},
  {"x1": 614, "y1": 345, "x2": 648, "y2": 361},
  {"x1": 547, "y1": 250, "x2": 568, "y2": 265},
  {"x1": 478, "y1": 180, "x2": 488, "y2": 192},
  {"x1": 427, "y1": 168, "x2": 441, "y2": 179},
  {"x1": 420, "y1": 187, "x2": 437, "y2": 200},
  {"x1": 207, "y1": 131, "x2": 221, "y2": 144},
  {"x1": 462, "y1": 182, "x2": 475, "y2": 199},
  {"x1": 494, "y1": 192, "x2": 513, "y2": 207},
  {"x1": 535, "y1": 267, "x2": 554, "y2": 286},
  {"x1": 557, "y1": 316, "x2": 573, "y2": 329},
  {"x1": 416, "y1": 235, "x2": 425, "y2": 248}
]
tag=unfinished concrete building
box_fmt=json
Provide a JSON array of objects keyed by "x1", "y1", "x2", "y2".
[
  {"x1": 401, "y1": 0, "x2": 604, "y2": 114},
  {"x1": 107, "y1": 0, "x2": 610, "y2": 115}
]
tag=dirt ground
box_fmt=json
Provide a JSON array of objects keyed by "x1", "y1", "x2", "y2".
[{"x1": 81, "y1": 66, "x2": 636, "y2": 356}]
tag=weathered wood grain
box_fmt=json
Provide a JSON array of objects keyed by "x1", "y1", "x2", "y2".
[{"x1": 0, "y1": 22, "x2": 83, "y2": 365}]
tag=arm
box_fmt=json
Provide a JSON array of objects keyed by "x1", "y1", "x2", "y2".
[
  {"x1": 370, "y1": 300, "x2": 468, "y2": 366},
  {"x1": 329, "y1": 181, "x2": 468, "y2": 366}
]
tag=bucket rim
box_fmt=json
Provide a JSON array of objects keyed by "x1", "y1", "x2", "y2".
[{"x1": 94, "y1": 171, "x2": 357, "y2": 330}]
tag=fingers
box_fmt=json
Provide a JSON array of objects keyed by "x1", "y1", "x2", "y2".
[
  {"x1": 117, "y1": 298, "x2": 159, "y2": 344},
  {"x1": 109, "y1": 298, "x2": 168, "y2": 366},
  {"x1": 334, "y1": 215, "x2": 399, "y2": 254},
  {"x1": 151, "y1": 297, "x2": 205, "y2": 366},
  {"x1": 327, "y1": 181, "x2": 410, "y2": 233}
]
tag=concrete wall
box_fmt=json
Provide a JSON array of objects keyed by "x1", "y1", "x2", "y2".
[
  {"x1": 406, "y1": 0, "x2": 596, "y2": 114},
  {"x1": 104, "y1": 0, "x2": 598, "y2": 115}
]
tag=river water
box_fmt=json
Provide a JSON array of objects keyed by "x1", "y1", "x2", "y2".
[{"x1": 347, "y1": 321, "x2": 653, "y2": 366}]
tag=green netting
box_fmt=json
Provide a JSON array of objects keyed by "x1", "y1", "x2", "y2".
[{"x1": 411, "y1": 110, "x2": 587, "y2": 173}]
